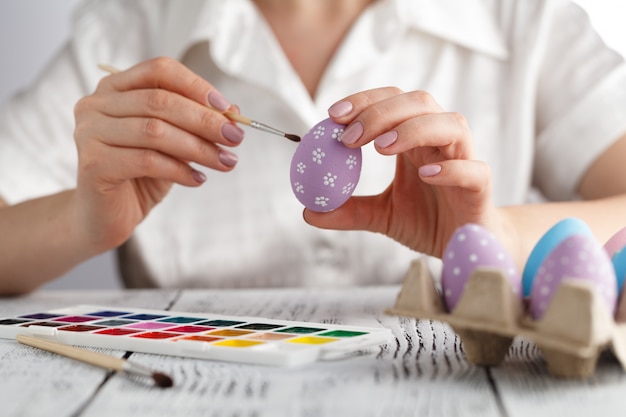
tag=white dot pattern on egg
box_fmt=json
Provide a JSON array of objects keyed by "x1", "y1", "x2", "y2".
[
  {"x1": 290, "y1": 118, "x2": 362, "y2": 212},
  {"x1": 522, "y1": 217, "x2": 593, "y2": 298},
  {"x1": 529, "y1": 234, "x2": 617, "y2": 319},
  {"x1": 442, "y1": 224, "x2": 521, "y2": 311}
]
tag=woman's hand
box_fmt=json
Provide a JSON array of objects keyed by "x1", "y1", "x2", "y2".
[
  {"x1": 304, "y1": 87, "x2": 515, "y2": 261},
  {"x1": 72, "y1": 57, "x2": 244, "y2": 252}
]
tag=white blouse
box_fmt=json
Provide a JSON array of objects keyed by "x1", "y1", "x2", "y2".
[{"x1": 1, "y1": 0, "x2": 625, "y2": 288}]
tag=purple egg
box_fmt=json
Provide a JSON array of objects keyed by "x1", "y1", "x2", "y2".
[
  {"x1": 441, "y1": 224, "x2": 521, "y2": 311},
  {"x1": 290, "y1": 118, "x2": 362, "y2": 212},
  {"x1": 529, "y1": 234, "x2": 617, "y2": 319}
]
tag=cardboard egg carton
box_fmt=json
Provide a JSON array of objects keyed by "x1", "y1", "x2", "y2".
[{"x1": 385, "y1": 258, "x2": 626, "y2": 378}]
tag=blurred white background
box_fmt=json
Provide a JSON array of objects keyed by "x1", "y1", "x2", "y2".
[{"x1": 0, "y1": 0, "x2": 625, "y2": 290}]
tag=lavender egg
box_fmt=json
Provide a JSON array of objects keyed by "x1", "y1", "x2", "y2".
[
  {"x1": 290, "y1": 118, "x2": 362, "y2": 212},
  {"x1": 529, "y1": 234, "x2": 617, "y2": 320},
  {"x1": 442, "y1": 224, "x2": 521, "y2": 311},
  {"x1": 522, "y1": 218, "x2": 593, "y2": 298}
]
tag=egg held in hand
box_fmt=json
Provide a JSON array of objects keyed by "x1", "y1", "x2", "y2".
[
  {"x1": 441, "y1": 224, "x2": 521, "y2": 311},
  {"x1": 289, "y1": 118, "x2": 362, "y2": 212}
]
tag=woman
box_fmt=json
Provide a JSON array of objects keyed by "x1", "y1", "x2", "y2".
[{"x1": 1, "y1": 0, "x2": 625, "y2": 294}]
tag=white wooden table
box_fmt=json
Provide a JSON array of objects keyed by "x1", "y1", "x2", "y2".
[{"x1": 1, "y1": 287, "x2": 625, "y2": 417}]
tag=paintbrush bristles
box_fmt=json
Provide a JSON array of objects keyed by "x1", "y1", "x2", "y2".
[{"x1": 152, "y1": 372, "x2": 174, "y2": 388}]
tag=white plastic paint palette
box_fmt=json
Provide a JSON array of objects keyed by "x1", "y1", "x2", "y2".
[{"x1": 0, "y1": 305, "x2": 391, "y2": 367}]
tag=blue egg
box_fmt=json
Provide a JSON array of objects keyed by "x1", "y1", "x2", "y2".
[
  {"x1": 612, "y1": 247, "x2": 626, "y2": 294},
  {"x1": 522, "y1": 218, "x2": 593, "y2": 297}
]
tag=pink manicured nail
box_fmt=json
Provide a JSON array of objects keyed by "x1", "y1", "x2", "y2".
[
  {"x1": 222, "y1": 123, "x2": 244, "y2": 144},
  {"x1": 341, "y1": 121, "x2": 363, "y2": 145},
  {"x1": 218, "y1": 149, "x2": 238, "y2": 167},
  {"x1": 192, "y1": 170, "x2": 206, "y2": 184},
  {"x1": 208, "y1": 91, "x2": 231, "y2": 111},
  {"x1": 419, "y1": 164, "x2": 442, "y2": 177},
  {"x1": 374, "y1": 131, "x2": 398, "y2": 149},
  {"x1": 328, "y1": 101, "x2": 353, "y2": 118}
]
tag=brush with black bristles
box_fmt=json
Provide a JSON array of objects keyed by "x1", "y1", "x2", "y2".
[
  {"x1": 98, "y1": 64, "x2": 301, "y2": 143},
  {"x1": 16, "y1": 334, "x2": 174, "y2": 388}
]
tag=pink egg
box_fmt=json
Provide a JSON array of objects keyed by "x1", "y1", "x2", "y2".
[
  {"x1": 604, "y1": 226, "x2": 626, "y2": 257},
  {"x1": 289, "y1": 118, "x2": 362, "y2": 212},
  {"x1": 529, "y1": 234, "x2": 617, "y2": 319},
  {"x1": 441, "y1": 224, "x2": 521, "y2": 311}
]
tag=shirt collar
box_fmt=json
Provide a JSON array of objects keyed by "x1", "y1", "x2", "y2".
[
  {"x1": 160, "y1": 0, "x2": 508, "y2": 62},
  {"x1": 397, "y1": 0, "x2": 509, "y2": 60}
]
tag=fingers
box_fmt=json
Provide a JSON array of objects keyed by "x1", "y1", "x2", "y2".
[
  {"x1": 97, "y1": 57, "x2": 226, "y2": 111},
  {"x1": 418, "y1": 159, "x2": 492, "y2": 194},
  {"x1": 88, "y1": 58, "x2": 246, "y2": 149},
  {"x1": 379, "y1": 112, "x2": 475, "y2": 160},
  {"x1": 79, "y1": 142, "x2": 207, "y2": 188},
  {"x1": 76, "y1": 113, "x2": 238, "y2": 172},
  {"x1": 328, "y1": 88, "x2": 474, "y2": 160},
  {"x1": 328, "y1": 89, "x2": 444, "y2": 144},
  {"x1": 305, "y1": 159, "x2": 492, "y2": 233},
  {"x1": 303, "y1": 194, "x2": 386, "y2": 233},
  {"x1": 90, "y1": 89, "x2": 244, "y2": 147},
  {"x1": 75, "y1": 57, "x2": 244, "y2": 187}
]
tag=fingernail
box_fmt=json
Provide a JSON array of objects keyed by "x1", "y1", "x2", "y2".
[
  {"x1": 218, "y1": 149, "x2": 238, "y2": 167},
  {"x1": 208, "y1": 91, "x2": 231, "y2": 111},
  {"x1": 192, "y1": 170, "x2": 206, "y2": 184},
  {"x1": 374, "y1": 131, "x2": 398, "y2": 149},
  {"x1": 328, "y1": 101, "x2": 353, "y2": 118},
  {"x1": 341, "y1": 121, "x2": 363, "y2": 145},
  {"x1": 222, "y1": 123, "x2": 244, "y2": 144},
  {"x1": 419, "y1": 164, "x2": 442, "y2": 177}
]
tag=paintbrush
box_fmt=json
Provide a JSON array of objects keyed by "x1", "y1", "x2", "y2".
[
  {"x1": 16, "y1": 334, "x2": 174, "y2": 388},
  {"x1": 98, "y1": 64, "x2": 300, "y2": 142}
]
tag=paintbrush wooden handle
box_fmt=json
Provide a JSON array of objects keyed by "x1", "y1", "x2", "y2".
[
  {"x1": 16, "y1": 334, "x2": 125, "y2": 371},
  {"x1": 223, "y1": 111, "x2": 252, "y2": 125}
]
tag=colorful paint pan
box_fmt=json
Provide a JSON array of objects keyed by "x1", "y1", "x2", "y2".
[
  {"x1": 125, "y1": 322, "x2": 177, "y2": 331},
  {"x1": 53, "y1": 316, "x2": 99, "y2": 323},
  {"x1": 20, "y1": 321, "x2": 65, "y2": 328},
  {"x1": 0, "y1": 304, "x2": 392, "y2": 367},
  {"x1": 0, "y1": 319, "x2": 32, "y2": 325},
  {"x1": 19, "y1": 313, "x2": 61, "y2": 320},
  {"x1": 196, "y1": 319, "x2": 245, "y2": 327},
  {"x1": 157, "y1": 316, "x2": 206, "y2": 324},
  {"x1": 85, "y1": 310, "x2": 131, "y2": 317},
  {"x1": 95, "y1": 328, "x2": 142, "y2": 336}
]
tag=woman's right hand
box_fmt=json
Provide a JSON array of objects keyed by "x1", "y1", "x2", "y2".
[{"x1": 72, "y1": 57, "x2": 243, "y2": 253}]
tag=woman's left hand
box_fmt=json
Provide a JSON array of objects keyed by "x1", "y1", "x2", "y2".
[{"x1": 304, "y1": 87, "x2": 514, "y2": 260}]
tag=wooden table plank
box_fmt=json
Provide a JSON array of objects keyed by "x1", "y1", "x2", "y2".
[
  {"x1": 78, "y1": 287, "x2": 502, "y2": 417},
  {"x1": 492, "y1": 337, "x2": 626, "y2": 417},
  {"x1": 0, "y1": 290, "x2": 179, "y2": 417}
]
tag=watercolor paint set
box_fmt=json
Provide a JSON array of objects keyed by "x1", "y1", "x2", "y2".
[{"x1": 0, "y1": 305, "x2": 391, "y2": 367}]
